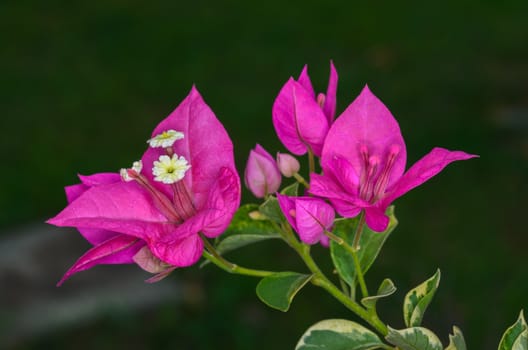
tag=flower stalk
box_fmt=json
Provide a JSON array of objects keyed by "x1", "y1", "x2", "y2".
[
  {"x1": 280, "y1": 221, "x2": 387, "y2": 336},
  {"x1": 324, "y1": 228, "x2": 369, "y2": 299},
  {"x1": 293, "y1": 173, "x2": 310, "y2": 188},
  {"x1": 201, "y1": 235, "x2": 276, "y2": 278}
]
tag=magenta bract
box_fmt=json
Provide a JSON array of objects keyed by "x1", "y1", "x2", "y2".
[
  {"x1": 48, "y1": 87, "x2": 241, "y2": 284},
  {"x1": 310, "y1": 85, "x2": 477, "y2": 232},
  {"x1": 244, "y1": 144, "x2": 281, "y2": 198},
  {"x1": 277, "y1": 194, "x2": 335, "y2": 246},
  {"x1": 272, "y1": 62, "x2": 338, "y2": 156}
]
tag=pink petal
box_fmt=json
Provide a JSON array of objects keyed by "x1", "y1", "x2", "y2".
[
  {"x1": 323, "y1": 60, "x2": 338, "y2": 124},
  {"x1": 244, "y1": 144, "x2": 281, "y2": 198},
  {"x1": 146, "y1": 169, "x2": 240, "y2": 248},
  {"x1": 78, "y1": 173, "x2": 121, "y2": 186},
  {"x1": 272, "y1": 78, "x2": 329, "y2": 156},
  {"x1": 294, "y1": 198, "x2": 335, "y2": 245},
  {"x1": 382, "y1": 147, "x2": 478, "y2": 207},
  {"x1": 364, "y1": 206, "x2": 390, "y2": 233},
  {"x1": 57, "y1": 234, "x2": 144, "y2": 286},
  {"x1": 141, "y1": 86, "x2": 238, "y2": 210},
  {"x1": 201, "y1": 166, "x2": 241, "y2": 237},
  {"x1": 297, "y1": 65, "x2": 315, "y2": 98},
  {"x1": 276, "y1": 193, "x2": 298, "y2": 232},
  {"x1": 64, "y1": 173, "x2": 123, "y2": 245},
  {"x1": 144, "y1": 267, "x2": 177, "y2": 283},
  {"x1": 65, "y1": 183, "x2": 88, "y2": 203},
  {"x1": 133, "y1": 246, "x2": 168, "y2": 274},
  {"x1": 309, "y1": 173, "x2": 352, "y2": 203},
  {"x1": 319, "y1": 234, "x2": 330, "y2": 247},
  {"x1": 329, "y1": 198, "x2": 363, "y2": 218},
  {"x1": 309, "y1": 173, "x2": 364, "y2": 219},
  {"x1": 47, "y1": 181, "x2": 173, "y2": 240},
  {"x1": 149, "y1": 232, "x2": 204, "y2": 267},
  {"x1": 73, "y1": 227, "x2": 119, "y2": 246},
  {"x1": 322, "y1": 85, "x2": 406, "y2": 189},
  {"x1": 325, "y1": 155, "x2": 360, "y2": 194}
]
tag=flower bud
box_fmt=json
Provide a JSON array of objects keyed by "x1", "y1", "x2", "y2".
[
  {"x1": 244, "y1": 144, "x2": 281, "y2": 198},
  {"x1": 276, "y1": 152, "x2": 300, "y2": 178}
]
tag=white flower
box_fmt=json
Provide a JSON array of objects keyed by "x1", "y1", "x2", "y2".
[
  {"x1": 147, "y1": 130, "x2": 184, "y2": 148},
  {"x1": 120, "y1": 160, "x2": 143, "y2": 182},
  {"x1": 152, "y1": 154, "x2": 190, "y2": 184}
]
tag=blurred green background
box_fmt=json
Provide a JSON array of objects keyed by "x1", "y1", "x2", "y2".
[{"x1": 1, "y1": 1, "x2": 527, "y2": 349}]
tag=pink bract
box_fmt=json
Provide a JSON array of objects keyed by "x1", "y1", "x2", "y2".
[
  {"x1": 277, "y1": 194, "x2": 335, "y2": 246},
  {"x1": 48, "y1": 87, "x2": 241, "y2": 284},
  {"x1": 310, "y1": 85, "x2": 477, "y2": 232},
  {"x1": 272, "y1": 62, "x2": 338, "y2": 156},
  {"x1": 244, "y1": 144, "x2": 281, "y2": 198}
]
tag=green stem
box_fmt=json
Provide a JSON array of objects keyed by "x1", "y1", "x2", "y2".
[
  {"x1": 201, "y1": 235, "x2": 275, "y2": 278},
  {"x1": 307, "y1": 149, "x2": 315, "y2": 175},
  {"x1": 293, "y1": 172, "x2": 310, "y2": 188},
  {"x1": 352, "y1": 210, "x2": 366, "y2": 250},
  {"x1": 278, "y1": 225, "x2": 387, "y2": 335},
  {"x1": 295, "y1": 243, "x2": 387, "y2": 335},
  {"x1": 324, "y1": 230, "x2": 369, "y2": 299},
  {"x1": 351, "y1": 247, "x2": 370, "y2": 299},
  {"x1": 338, "y1": 276, "x2": 350, "y2": 296}
]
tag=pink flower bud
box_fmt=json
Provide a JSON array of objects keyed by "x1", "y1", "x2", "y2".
[
  {"x1": 276, "y1": 152, "x2": 300, "y2": 177},
  {"x1": 244, "y1": 144, "x2": 281, "y2": 198}
]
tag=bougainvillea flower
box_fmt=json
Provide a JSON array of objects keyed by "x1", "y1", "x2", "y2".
[
  {"x1": 244, "y1": 144, "x2": 281, "y2": 198},
  {"x1": 277, "y1": 194, "x2": 335, "y2": 246},
  {"x1": 272, "y1": 62, "x2": 338, "y2": 156},
  {"x1": 48, "y1": 87, "x2": 240, "y2": 284},
  {"x1": 310, "y1": 85, "x2": 477, "y2": 232}
]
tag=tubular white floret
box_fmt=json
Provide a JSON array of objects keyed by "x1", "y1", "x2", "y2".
[
  {"x1": 120, "y1": 160, "x2": 143, "y2": 182},
  {"x1": 147, "y1": 130, "x2": 184, "y2": 148},
  {"x1": 152, "y1": 154, "x2": 191, "y2": 184}
]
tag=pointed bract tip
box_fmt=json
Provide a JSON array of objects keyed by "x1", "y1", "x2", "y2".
[
  {"x1": 189, "y1": 84, "x2": 201, "y2": 97},
  {"x1": 361, "y1": 84, "x2": 371, "y2": 93},
  {"x1": 46, "y1": 216, "x2": 62, "y2": 226},
  {"x1": 355, "y1": 84, "x2": 380, "y2": 103},
  {"x1": 329, "y1": 60, "x2": 337, "y2": 72},
  {"x1": 56, "y1": 273, "x2": 70, "y2": 287}
]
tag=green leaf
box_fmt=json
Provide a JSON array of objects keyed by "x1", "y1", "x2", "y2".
[
  {"x1": 386, "y1": 326, "x2": 443, "y2": 350},
  {"x1": 256, "y1": 272, "x2": 312, "y2": 312},
  {"x1": 221, "y1": 204, "x2": 278, "y2": 238},
  {"x1": 361, "y1": 278, "x2": 397, "y2": 309},
  {"x1": 296, "y1": 319, "x2": 385, "y2": 350},
  {"x1": 201, "y1": 204, "x2": 280, "y2": 267},
  {"x1": 330, "y1": 206, "x2": 398, "y2": 287},
  {"x1": 403, "y1": 269, "x2": 441, "y2": 327},
  {"x1": 513, "y1": 333, "x2": 528, "y2": 350},
  {"x1": 259, "y1": 196, "x2": 284, "y2": 223},
  {"x1": 445, "y1": 326, "x2": 467, "y2": 350},
  {"x1": 281, "y1": 182, "x2": 299, "y2": 196},
  {"x1": 499, "y1": 311, "x2": 528, "y2": 350},
  {"x1": 215, "y1": 234, "x2": 280, "y2": 255}
]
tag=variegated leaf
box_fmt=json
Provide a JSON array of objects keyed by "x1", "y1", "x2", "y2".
[
  {"x1": 361, "y1": 278, "x2": 397, "y2": 309},
  {"x1": 296, "y1": 319, "x2": 385, "y2": 350},
  {"x1": 499, "y1": 311, "x2": 528, "y2": 350},
  {"x1": 445, "y1": 326, "x2": 467, "y2": 350},
  {"x1": 386, "y1": 326, "x2": 443, "y2": 350},
  {"x1": 403, "y1": 269, "x2": 441, "y2": 327}
]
